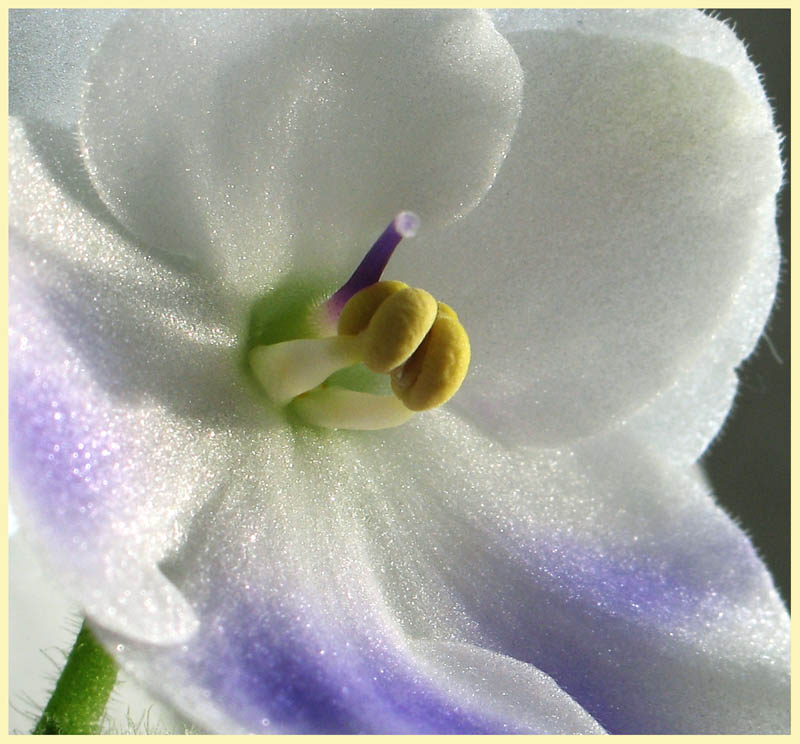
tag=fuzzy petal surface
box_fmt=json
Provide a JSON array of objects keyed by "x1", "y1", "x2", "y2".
[
  {"x1": 8, "y1": 9, "x2": 788, "y2": 736},
  {"x1": 78, "y1": 10, "x2": 523, "y2": 294},
  {"x1": 9, "y1": 117, "x2": 246, "y2": 642},
  {"x1": 393, "y1": 10, "x2": 781, "y2": 446},
  {"x1": 90, "y1": 413, "x2": 788, "y2": 733},
  {"x1": 9, "y1": 9, "x2": 123, "y2": 127}
]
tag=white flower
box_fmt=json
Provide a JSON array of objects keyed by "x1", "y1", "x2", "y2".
[{"x1": 9, "y1": 9, "x2": 788, "y2": 734}]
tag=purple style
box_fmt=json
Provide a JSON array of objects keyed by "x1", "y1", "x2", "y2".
[{"x1": 324, "y1": 212, "x2": 419, "y2": 320}]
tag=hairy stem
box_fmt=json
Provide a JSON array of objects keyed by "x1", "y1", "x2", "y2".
[{"x1": 33, "y1": 619, "x2": 117, "y2": 734}]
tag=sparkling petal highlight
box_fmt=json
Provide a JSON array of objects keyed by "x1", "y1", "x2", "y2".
[
  {"x1": 8, "y1": 8, "x2": 788, "y2": 735},
  {"x1": 393, "y1": 16, "x2": 781, "y2": 447},
  {"x1": 78, "y1": 10, "x2": 523, "y2": 293}
]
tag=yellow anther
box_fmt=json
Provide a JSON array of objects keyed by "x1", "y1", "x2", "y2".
[
  {"x1": 391, "y1": 302, "x2": 471, "y2": 411},
  {"x1": 435, "y1": 301, "x2": 459, "y2": 321},
  {"x1": 337, "y1": 280, "x2": 409, "y2": 336},
  {"x1": 252, "y1": 277, "x2": 470, "y2": 430},
  {"x1": 360, "y1": 286, "x2": 438, "y2": 374}
]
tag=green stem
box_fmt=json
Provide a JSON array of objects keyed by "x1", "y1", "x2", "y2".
[{"x1": 33, "y1": 619, "x2": 118, "y2": 734}]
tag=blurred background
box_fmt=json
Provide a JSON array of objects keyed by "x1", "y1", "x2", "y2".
[{"x1": 700, "y1": 9, "x2": 790, "y2": 608}]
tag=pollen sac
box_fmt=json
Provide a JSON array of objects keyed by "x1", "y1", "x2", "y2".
[
  {"x1": 360, "y1": 285, "x2": 439, "y2": 374},
  {"x1": 339, "y1": 281, "x2": 471, "y2": 411},
  {"x1": 337, "y1": 280, "x2": 409, "y2": 336},
  {"x1": 391, "y1": 302, "x2": 471, "y2": 411}
]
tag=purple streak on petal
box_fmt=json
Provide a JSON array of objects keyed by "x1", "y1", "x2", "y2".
[
  {"x1": 323, "y1": 212, "x2": 419, "y2": 323},
  {"x1": 164, "y1": 586, "x2": 525, "y2": 734},
  {"x1": 9, "y1": 298, "x2": 119, "y2": 545},
  {"x1": 10, "y1": 249, "x2": 158, "y2": 565},
  {"x1": 436, "y1": 524, "x2": 788, "y2": 734},
  {"x1": 10, "y1": 369, "x2": 108, "y2": 532}
]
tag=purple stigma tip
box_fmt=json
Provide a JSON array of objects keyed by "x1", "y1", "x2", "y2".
[{"x1": 395, "y1": 211, "x2": 420, "y2": 238}]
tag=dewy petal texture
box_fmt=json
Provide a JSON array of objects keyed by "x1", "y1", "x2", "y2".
[
  {"x1": 392, "y1": 11, "x2": 781, "y2": 445},
  {"x1": 9, "y1": 8, "x2": 788, "y2": 735},
  {"x1": 622, "y1": 204, "x2": 780, "y2": 467},
  {"x1": 92, "y1": 412, "x2": 787, "y2": 733},
  {"x1": 93, "y1": 427, "x2": 607, "y2": 733},
  {"x1": 9, "y1": 9, "x2": 123, "y2": 127},
  {"x1": 78, "y1": 10, "x2": 523, "y2": 294},
  {"x1": 375, "y1": 416, "x2": 789, "y2": 734},
  {"x1": 8, "y1": 116, "x2": 248, "y2": 643},
  {"x1": 10, "y1": 230, "x2": 199, "y2": 643}
]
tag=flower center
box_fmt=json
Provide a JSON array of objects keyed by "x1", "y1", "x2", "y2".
[{"x1": 247, "y1": 213, "x2": 470, "y2": 430}]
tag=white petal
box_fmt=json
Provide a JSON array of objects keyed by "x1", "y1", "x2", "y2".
[
  {"x1": 88, "y1": 411, "x2": 787, "y2": 733},
  {"x1": 492, "y1": 8, "x2": 776, "y2": 111},
  {"x1": 392, "y1": 11, "x2": 781, "y2": 446},
  {"x1": 9, "y1": 9, "x2": 123, "y2": 126},
  {"x1": 9, "y1": 118, "x2": 259, "y2": 643},
  {"x1": 89, "y1": 422, "x2": 603, "y2": 733},
  {"x1": 9, "y1": 118, "x2": 247, "y2": 423},
  {"x1": 78, "y1": 10, "x2": 523, "y2": 294},
  {"x1": 493, "y1": 9, "x2": 784, "y2": 464},
  {"x1": 622, "y1": 214, "x2": 780, "y2": 465},
  {"x1": 408, "y1": 640, "x2": 604, "y2": 734}
]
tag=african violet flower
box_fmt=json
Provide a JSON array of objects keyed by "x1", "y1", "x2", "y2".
[{"x1": 9, "y1": 8, "x2": 789, "y2": 734}]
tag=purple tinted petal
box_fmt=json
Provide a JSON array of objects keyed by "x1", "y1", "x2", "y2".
[
  {"x1": 102, "y1": 562, "x2": 599, "y2": 734},
  {"x1": 451, "y1": 534, "x2": 787, "y2": 734},
  {"x1": 93, "y1": 413, "x2": 788, "y2": 734},
  {"x1": 6, "y1": 222, "x2": 267, "y2": 642},
  {"x1": 385, "y1": 422, "x2": 789, "y2": 734},
  {"x1": 162, "y1": 593, "x2": 510, "y2": 733},
  {"x1": 93, "y1": 437, "x2": 602, "y2": 734},
  {"x1": 9, "y1": 252, "x2": 203, "y2": 642}
]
